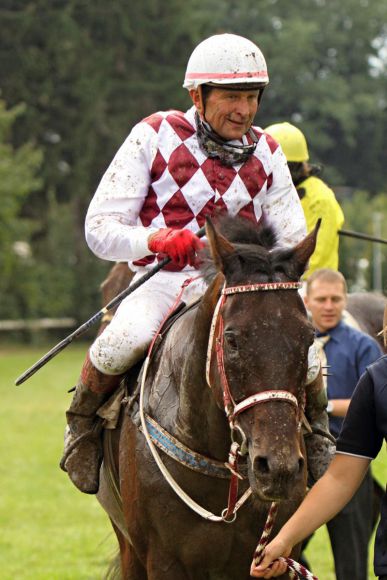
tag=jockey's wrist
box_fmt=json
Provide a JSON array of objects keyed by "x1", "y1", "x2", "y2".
[
  {"x1": 326, "y1": 400, "x2": 334, "y2": 415},
  {"x1": 130, "y1": 227, "x2": 159, "y2": 260}
]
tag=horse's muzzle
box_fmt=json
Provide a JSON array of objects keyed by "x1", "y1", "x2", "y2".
[{"x1": 250, "y1": 451, "x2": 306, "y2": 501}]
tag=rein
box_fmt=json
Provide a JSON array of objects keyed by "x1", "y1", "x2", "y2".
[
  {"x1": 140, "y1": 279, "x2": 305, "y2": 518},
  {"x1": 139, "y1": 354, "x2": 252, "y2": 522}
]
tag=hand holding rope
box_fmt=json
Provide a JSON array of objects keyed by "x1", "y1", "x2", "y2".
[{"x1": 251, "y1": 502, "x2": 318, "y2": 580}]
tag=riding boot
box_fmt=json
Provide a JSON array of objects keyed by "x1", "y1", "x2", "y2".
[
  {"x1": 304, "y1": 371, "x2": 336, "y2": 485},
  {"x1": 60, "y1": 352, "x2": 123, "y2": 494}
]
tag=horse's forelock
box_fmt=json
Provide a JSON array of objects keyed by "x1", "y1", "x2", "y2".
[
  {"x1": 200, "y1": 243, "x2": 271, "y2": 284},
  {"x1": 199, "y1": 217, "x2": 301, "y2": 284},
  {"x1": 216, "y1": 215, "x2": 278, "y2": 248}
]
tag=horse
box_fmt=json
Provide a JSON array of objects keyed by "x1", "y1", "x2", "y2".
[
  {"x1": 96, "y1": 216, "x2": 320, "y2": 580},
  {"x1": 346, "y1": 291, "x2": 386, "y2": 353}
]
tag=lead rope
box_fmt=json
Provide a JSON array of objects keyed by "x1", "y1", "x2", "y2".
[{"x1": 253, "y1": 502, "x2": 318, "y2": 580}]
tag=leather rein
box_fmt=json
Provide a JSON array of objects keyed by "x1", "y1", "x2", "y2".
[{"x1": 139, "y1": 279, "x2": 304, "y2": 523}]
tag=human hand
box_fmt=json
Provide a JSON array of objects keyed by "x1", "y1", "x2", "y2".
[
  {"x1": 148, "y1": 228, "x2": 205, "y2": 267},
  {"x1": 250, "y1": 538, "x2": 292, "y2": 578}
]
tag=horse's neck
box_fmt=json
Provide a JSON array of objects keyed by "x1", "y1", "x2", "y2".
[{"x1": 174, "y1": 280, "x2": 230, "y2": 460}]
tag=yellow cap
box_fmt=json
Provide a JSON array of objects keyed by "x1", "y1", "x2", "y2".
[{"x1": 265, "y1": 122, "x2": 309, "y2": 162}]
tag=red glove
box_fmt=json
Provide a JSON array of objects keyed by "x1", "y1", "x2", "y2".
[{"x1": 148, "y1": 228, "x2": 205, "y2": 268}]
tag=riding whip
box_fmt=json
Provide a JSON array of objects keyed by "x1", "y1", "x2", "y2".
[{"x1": 15, "y1": 226, "x2": 205, "y2": 386}]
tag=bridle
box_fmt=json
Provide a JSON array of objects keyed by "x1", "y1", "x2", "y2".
[
  {"x1": 139, "y1": 278, "x2": 305, "y2": 522},
  {"x1": 206, "y1": 280, "x2": 304, "y2": 454}
]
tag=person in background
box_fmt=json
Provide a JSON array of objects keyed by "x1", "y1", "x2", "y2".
[
  {"x1": 264, "y1": 122, "x2": 344, "y2": 279},
  {"x1": 298, "y1": 269, "x2": 382, "y2": 580},
  {"x1": 60, "y1": 33, "x2": 322, "y2": 496}
]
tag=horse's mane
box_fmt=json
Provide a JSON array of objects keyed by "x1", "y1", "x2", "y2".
[{"x1": 200, "y1": 215, "x2": 299, "y2": 284}]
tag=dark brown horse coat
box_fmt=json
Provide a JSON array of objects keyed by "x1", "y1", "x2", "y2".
[
  {"x1": 96, "y1": 220, "x2": 385, "y2": 579},
  {"x1": 96, "y1": 217, "x2": 326, "y2": 580},
  {"x1": 346, "y1": 291, "x2": 386, "y2": 353}
]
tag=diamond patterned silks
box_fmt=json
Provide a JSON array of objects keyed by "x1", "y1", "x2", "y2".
[{"x1": 134, "y1": 110, "x2": 272, "y2": 270}]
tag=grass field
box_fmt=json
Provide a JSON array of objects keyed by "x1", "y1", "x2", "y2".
[{"x1": 1, "y1": 345, "x2": 386, "y2": 579}]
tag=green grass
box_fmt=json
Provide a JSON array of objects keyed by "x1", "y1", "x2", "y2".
[
  {"x1": 0, "y1": 345, "x2": 117, "y2": 580},
  {"x1": 1, "y1": 345, "x2": 386, "y2": 579}
]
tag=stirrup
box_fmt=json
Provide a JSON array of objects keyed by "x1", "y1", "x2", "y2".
[{"x1": 60, "y1": 421, "x2": 103, "y2": 471}]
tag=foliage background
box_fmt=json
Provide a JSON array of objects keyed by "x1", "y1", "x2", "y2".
[{"x1": 0, "y1": 0, "x2": 385, "y2": 329}]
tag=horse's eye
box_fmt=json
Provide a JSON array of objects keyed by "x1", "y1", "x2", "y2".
[{"x1": 224, "y1": 330, "x2": 239, "y2": 351}]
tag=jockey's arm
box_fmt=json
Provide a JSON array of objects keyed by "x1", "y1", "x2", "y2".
[
  {"x1": 250, "y1": 453, "x2": 370, "y2": 578},
  {"x1": 85, "y1": 122, "x2": 159, "y2": 263}
]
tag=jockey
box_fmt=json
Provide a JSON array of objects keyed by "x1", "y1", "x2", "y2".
[
  {"x1": 61, "y1": 33, "x2": 330, "y2": 494},
  {"x1": 264, "y1": 122, "x2": 345, "y2": 278}
]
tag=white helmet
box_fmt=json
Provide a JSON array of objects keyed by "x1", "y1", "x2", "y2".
[{"x1": 183, "y1": 33, "x2": 269, "y2": 90}]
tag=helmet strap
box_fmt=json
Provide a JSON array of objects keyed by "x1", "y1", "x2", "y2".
[
  {"x1": 197, "y1": 85, "x2": 206, "y2": 118},
  {"x1": 257, "y1": 86, "x2": 266, "y2": 105}
]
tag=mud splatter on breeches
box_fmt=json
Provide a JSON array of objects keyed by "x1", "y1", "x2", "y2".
[{"x1": 89, "y1": 268, "x2": 207, "y2": 375}]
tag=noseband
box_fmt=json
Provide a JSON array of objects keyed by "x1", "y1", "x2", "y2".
[{"x1": 206, "y1": 281, "x2": 303, "y2": 454}]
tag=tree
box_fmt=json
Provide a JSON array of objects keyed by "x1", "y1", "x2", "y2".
[
  {"x1": 339, "y1": 190, "x2": 386, "y2": 291},
  {"x1": 0, "y1": 0, "x2": 204, "y2": 322},
  {"x1": 0, "y1": 98, "x2": 42, "y2": 319},
  {"x1": 0, "y1": 0, "x2": 385, "y2": 327},
  {"x1": 207, "y1": 0, "x2": 387, "y2": 191}
]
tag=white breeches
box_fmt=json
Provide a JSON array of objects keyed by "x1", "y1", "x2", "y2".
[{"x1": 89, "y1": 268, "x2": 207, "y2": 375}]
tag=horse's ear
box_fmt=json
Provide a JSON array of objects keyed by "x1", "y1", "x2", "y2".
[
  {"x1": 292, "y1": 219, "x2": 321, "y2": 275},
  {"x1": 205, "y1": 217, "x2": 235, "y2": 272}
]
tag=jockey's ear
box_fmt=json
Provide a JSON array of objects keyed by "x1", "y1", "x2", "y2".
[
  {"x1": 205, "y1": 217, "x2": 235, "y2": 273},
  {"x1": 292, "y1": 218, "x2": 321, "y2": 276}
]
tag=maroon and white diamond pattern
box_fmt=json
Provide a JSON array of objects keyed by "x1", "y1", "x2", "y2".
[
  {"x1": 139, "y1": 110, "x2": 272, "y2": 237},
  {"x1": 86, "y1": 107, "x2": 306, "y2": 273}
]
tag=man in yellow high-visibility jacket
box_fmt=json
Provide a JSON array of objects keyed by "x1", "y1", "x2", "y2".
[{"x1": 265, "y1": 122, "x2": 344, "y2": 278}]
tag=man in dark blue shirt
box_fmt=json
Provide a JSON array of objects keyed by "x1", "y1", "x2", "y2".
[{"x1": 303, "y1": 269, "x2": 383, "y2": 580}]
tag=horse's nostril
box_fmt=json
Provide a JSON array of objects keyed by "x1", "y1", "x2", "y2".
[
  {"x1": 255, "y1": 456, "x2": 270, "y2": 474},
  {"x1": 254, "y1": 455, "x2": 305, "y2": 478}
]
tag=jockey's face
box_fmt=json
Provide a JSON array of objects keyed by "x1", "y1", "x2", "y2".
[
  {"x1": 304, "y1": 279, "x2": 347, "y2": 333},
  {"x1": 190, "y1": 87, "x2": 259, "y2": 141}
]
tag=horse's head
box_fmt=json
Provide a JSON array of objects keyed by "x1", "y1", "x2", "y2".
[{"x1": 203, "y1": 216, "x2": 319, "y2": 502}]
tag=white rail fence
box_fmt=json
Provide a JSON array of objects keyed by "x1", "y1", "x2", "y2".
[{"x1": 0, "y1": 318, "x2": 76, "y2": 331}]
